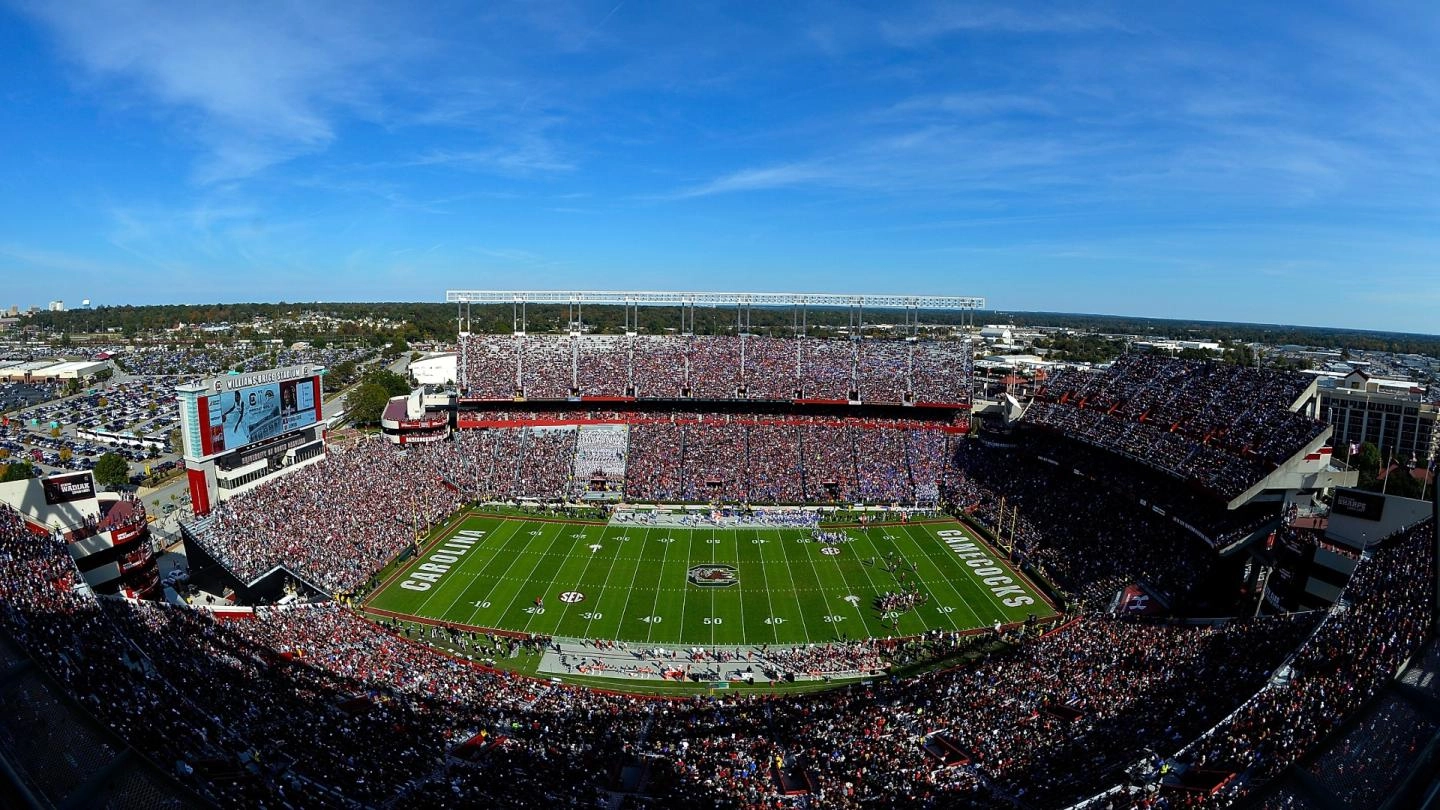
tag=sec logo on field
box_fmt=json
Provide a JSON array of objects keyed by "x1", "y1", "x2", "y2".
[
  {"x1": 820, "y1": 547, "x2": 841, "y2": 556},
  {"x1": 558, "y1": 591, "x2": 586, "y2": 603}
]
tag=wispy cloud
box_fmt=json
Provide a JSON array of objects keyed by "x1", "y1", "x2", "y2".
[
  {"x1": 4, "y1": 1, "x2": 1438, "y2": 332},
  {"x1": 664, "y1": 121, "x2": 1103, "y2": 201},
  {"x1": 16, "y1": 0, "x2": 420, "y2": 181},
  {"x1": 881, "y1": 3, "x2": 1131, "y2": 45},
  {"x1": 0, "y1": 242, "x2": 136, "y2": 277},
  {"x1": 884, "y1": 93, "x2": 1059, "y2": 119},
  {"x1": 667, "y1": 164, "x2": 831, "y2": 198},
  {"x1": 407, "y1": 142, "x2": 575, "y2": 176}
]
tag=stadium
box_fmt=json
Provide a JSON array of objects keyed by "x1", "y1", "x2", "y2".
[{"x1": 0, "y1": 288, "x2": 1434, "y2": 810}]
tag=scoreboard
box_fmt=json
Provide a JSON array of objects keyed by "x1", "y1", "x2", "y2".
[
  {"x1": 201, "y1": 374, "x2": 320, "y2": 455},
  {"x1": 176, "y1": 365, "x2": 326, "y2": 514},
  {"x1": 177, "y1": 365, "x2": 322, "y2": 461}
]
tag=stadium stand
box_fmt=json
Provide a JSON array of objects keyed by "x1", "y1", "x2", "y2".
[
  {"x1": 574, "y1": 335, "x2": 629, "y2": 398},
  {"x1": 2, "y1": 333, "x2": 1435, "y2": 809},
  {"x1": 196, "y1": 439, "x2": 467, "y2": 592},
  {"x1": 459, "y1": 333, "x2": 974, "y2": 405},
  {"x1": 2, "y1": 456, "x2": 1435, "y2": 810},
  {"x1": 1024, "y1": 355, "x2": 1327, "y2": 500}
]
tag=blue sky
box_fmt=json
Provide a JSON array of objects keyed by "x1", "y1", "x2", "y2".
[{"x1": 1, "y1": 1, "x2": 1437, "y2": 334}]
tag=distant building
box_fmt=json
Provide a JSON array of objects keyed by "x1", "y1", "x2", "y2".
[
  {"x1": 410, "y1": 352, "x2": 458, "y2": 386},
  {"x1": 979, "y1": 354, "x2": 1050, "y2": 371},
  {"x1": 48, "y1": 300, "x2": 65, "y2": 312},
  {"x1": 1133, "y1": 339, "x2": 1222, "y2": 354},
  {"x1": 1319, "y1": 369, "x2": 1438, "y2": 463}
]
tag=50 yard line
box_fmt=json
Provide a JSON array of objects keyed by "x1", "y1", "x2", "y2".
[{"x1": 709, "y1": 526, "x2": 719, "y2": 647}]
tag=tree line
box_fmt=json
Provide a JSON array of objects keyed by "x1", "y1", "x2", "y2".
[{"x1": 25, "y1": 302, "x2": 1440, "y2": 358}]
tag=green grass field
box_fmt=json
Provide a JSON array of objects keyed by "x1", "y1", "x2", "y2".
[{"x1": 365, "y1": 513, "x2": 1055, "y2": 647}]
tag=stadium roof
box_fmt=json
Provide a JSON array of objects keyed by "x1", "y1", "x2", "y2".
[
  {"x1": 43, "y1": 360, "x2": 107, "y2": 375},
  {"x1": 446, "y1": 289, "x2": 985, "y2": 309}
]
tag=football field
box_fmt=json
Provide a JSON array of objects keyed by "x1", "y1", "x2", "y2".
[{"x1": 366, "y1": 513, "x2": 1055, "y2": 647}]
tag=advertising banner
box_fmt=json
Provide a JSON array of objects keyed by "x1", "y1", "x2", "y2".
[
  {"x1": 43, "y1": 472, "x2": 96, "y2": 505},
  {"x1": 1331, "y1": 488, "x2": 1385, "y2": 522}
]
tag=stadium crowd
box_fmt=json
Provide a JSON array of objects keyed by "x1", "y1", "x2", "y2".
[
  {"x1": 746, "y1": 424, "x2": 806, "y2": 503},
  {"x1": 623, "y1": 419, "x2": 952, "y2": 505},
  {"x1": 0, "y1": 470, "x2": 1432, "y2": 810},
  {"x1": 199, "y1": 439, "x2": 467, "y2": 592},
  {"x1": 2, "y1": 337, "x2": 1433, "y2": 808},
  {"x1": 575, "y1": 336, "x2": 629, "y2": 398},
  {"x1": 513, "y1": 428, "x2": 576, "y2": 497},
  {"x1": 944, "y1": 439, "x2": 1221, "y2": 611},
  {"x1": 1025, "y1": 355, "x2": 1327, "y2": 499},
  {"x1": 1164, "y1": 518, "x2": 1434, "y2": 807},
  {"x1": 458, "y1": 333, "x2": 973, "y2": 404},
  {"x1": 0, "y1": 504, "x2": 1325, "y2": 809},
  {"x1": 190, "y1": 409, "x2": 1259, "y2": 604}
]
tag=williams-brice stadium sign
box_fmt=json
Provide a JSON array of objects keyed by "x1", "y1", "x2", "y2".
[{"x1": 207, "y1": 364, "x2": 316, "y2": 394}]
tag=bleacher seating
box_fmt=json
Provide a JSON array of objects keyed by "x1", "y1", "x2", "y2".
[
  {"x1": 1024, "y1": 354, "x2": 1325, "y2": 499},
  {"x1": 459, "y1": 333, "x2": 973, "y2": 404}
]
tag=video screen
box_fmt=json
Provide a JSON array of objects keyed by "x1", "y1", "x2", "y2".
[{"x1": 206, "y1": 377, "x2": 317, "y2": 453}]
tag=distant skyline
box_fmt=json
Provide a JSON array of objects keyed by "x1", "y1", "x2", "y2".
[{"x1": 1, "y1": 1, "x2": 1437, "y2": 334}]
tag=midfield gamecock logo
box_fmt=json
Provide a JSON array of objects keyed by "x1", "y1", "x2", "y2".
[{"x1": 687, "y1": 564, "x2": 738, "y2": 587}]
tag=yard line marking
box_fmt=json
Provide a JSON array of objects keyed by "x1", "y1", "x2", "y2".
[
  {"x1": 429, "y1": 519, "x2": 525, "y2": 623},
  {"x1": 770, "y1": 528, "x2": 817, "y2": 645},
  {"x1": 613, "y1": 527, "x2": 662, "y2": 643},
  {"x1": 585, "y1": 525, "x2": 649, "y2": 641},
  {"x1": 857, "y1": 525, "x2": 961, "y2": 633},
  {"x1": 455, "y1": 518, "x2": 560, "y2": 628},
  {"x1": 494, "y1": 520, "x2": 572, "y2": 627},
  {"x1": 748, "y1": 527, "x2": 783, "y2": 639},
  {"x1": 727, "y1": 528, "x2": 748, "y2": 647},
  {"x1": 414, "y1": 517, "x2": 522, "y2": 618},
  {"x1": 709, "y1": 526, "x2": 718, "y2": 647},
  {"x1": 527, "y1": 523, "x2": 611, "y2": 635},
  {"x1": 893, "y1": 524, "x2": 974, "y2": 631},
  {"x1": 676, "y1": 530, "x2": 695, "y2": 647},
  {"x1": 852, "y1": 527, "x2": 931, "y2": 636},
  {"x1": 644, "y1": 528, "x2": 673, "y2": 644},
  {"x1": 401, "y1": 513, "x2": 488, "y2": 616},
  {"x1": 909, "y1": 521, "x2": 1046, "y2": 624},
  {"x1": 828, "y1": 529, "x2": 885, "y2": 630},
  {"x1": 788, "y1": 528, "x2": 847, "y2": 641}
]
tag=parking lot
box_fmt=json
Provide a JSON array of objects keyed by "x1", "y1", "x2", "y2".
[
  {"x1": 1, "y1": 371, "x2": 180, "y2": 481},
  {"x1": 2, "y1": 341, "x2": 385, "y2": 482},
  {"x1": 0, "y1": 381, "x2": 63, "y2": 413}
]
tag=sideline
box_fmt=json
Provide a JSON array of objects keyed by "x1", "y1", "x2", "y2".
[{"x1": 363, "y1": 509, "x2": 480, "y2": 605}]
